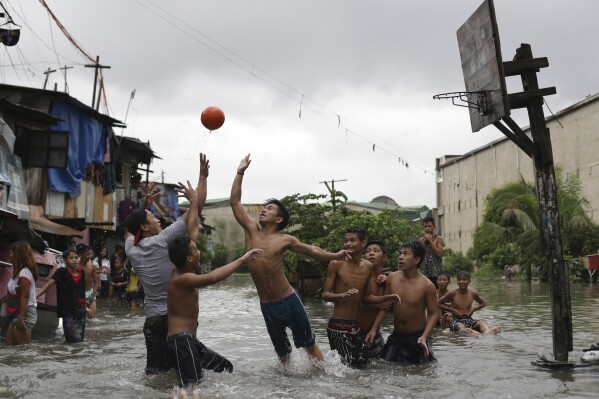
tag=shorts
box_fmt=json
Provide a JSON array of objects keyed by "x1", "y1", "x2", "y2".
[
  {"x1": 450, "y1": 316, "x2": 479, "y2": 331},
  {"x1": 99, "y1": 281, "x2": 110, "y2": 297},
  {"x1": 166, "y1": 332, "x2": 233, "y2": 387},
  {"x1": 127, "y1": 291, "x2": 141, "y2": 302},
  {"x1": 260, "y1": 291, "x2": 316, "y2": 358},
  {"x1": 63, "y1": 316, "x2": 86, "y2": 343},
  {"x1": 9, "y1": 305, "x2": 38, "y2": 329},
  {"x1": 85, "y1": 289, "x2": 96, "y2": 302},
  {"x1": 143, "y1": 315, "x2": 169, "y2": 374},
  {"x1": 366, "y1": 329, "x2": 385, "y2": 359},
  {"x1": 111, "y1": 287, "x2": 127, "y2": 301},
  {"x1": 380, "y1": 330, "x2": 435, "y2": 364},
  {"x1": 326, "y1": 318, "x2": 367, "y2": 369}
]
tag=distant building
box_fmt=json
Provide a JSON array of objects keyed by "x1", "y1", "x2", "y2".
[{"x1": 436, "y1": 93, "x2": 599, "y2": 254}]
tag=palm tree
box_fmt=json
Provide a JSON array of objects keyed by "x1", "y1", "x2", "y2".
[{"x1": 470, "y1": 170, "x2": 598, "y2": 281}]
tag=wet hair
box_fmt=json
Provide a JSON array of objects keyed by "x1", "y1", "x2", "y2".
[
  {"x1": 365, "y1": 240, "x2": 389, "y2": 255},
  {"x1": 423, "y1": 216, "x2": 436, "y2": 226},
  {"x1": 438, "y1": 271, "x2": 451, "y2": 281},
  {"x1": 457, "y1": 270, "x2": 471, "y2": 279},
  {"x1": 168, "y1": 236, "x2": 193, "y2": 269},
  {"x1": 345, "y1": 227, "x2": 367, "y2": 241},
  {"x1": 263, "y1": 198, "x2": 290, "y2": 231},
  {"x1": 11, "y1": 240, "x2": 38, "y2": 280},
  {"x1": 400, "y1": 240, "x2": 425, "y2": 266},
  {"x1": 76, "y1": 243, "x2": 90, "y2": 255}
]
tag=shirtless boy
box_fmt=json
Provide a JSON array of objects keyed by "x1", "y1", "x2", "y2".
[
  {"x1": 436, "y1": 272, "x2": 453, "y2": 329},
  {"x1": 438, "y1": 271, "x2": 501, "y2": 335},
  {"x1": 230, "y1": 154, "x2": 352, "y2": 365},
  {"x1": 359, "y1": 240, "x2": 391, "y2": 358},
  {"x1": 323, "y1": 230, "x2": 398, "y2": 368},
  {"x1": 77, "y1": 244, "x2": 99, "y2": 318},
  {"x1": 365, "y1": 241, "x2": 438, "y2": 364},
  {"x1": 166, "y1": 234, "x2": 262, "y2": 387}
]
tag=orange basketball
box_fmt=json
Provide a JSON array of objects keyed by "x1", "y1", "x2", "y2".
[{"x1": 201, "y1": 106, "x2": 225, "y2": 131}]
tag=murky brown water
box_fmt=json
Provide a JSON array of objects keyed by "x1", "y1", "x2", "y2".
[{"x1": 1, "y1": 276, "x2": 598, "y2": 398}]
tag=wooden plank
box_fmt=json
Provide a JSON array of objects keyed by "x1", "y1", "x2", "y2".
[
  {"x1": 508, "y1": 87, "x2": 557, "y2": 109},
  {"x1": 503, "y1": 57, "x2": 549, "y2": 76}
]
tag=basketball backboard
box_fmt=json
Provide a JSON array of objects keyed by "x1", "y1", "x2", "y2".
[{"x1": 457, "y1": 0, "x2": 509, "y2": 132}]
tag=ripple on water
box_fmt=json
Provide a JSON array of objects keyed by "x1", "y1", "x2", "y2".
[{"x1": 1, "y1": 276, "x2": 599, "y2": 398}]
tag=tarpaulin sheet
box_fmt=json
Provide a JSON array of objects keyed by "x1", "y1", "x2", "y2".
[{"x1": 47, "y1": 101, "x2": 105, "y2": 198}]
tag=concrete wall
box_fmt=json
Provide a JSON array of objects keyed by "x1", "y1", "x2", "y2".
[
  {"x1": 437, "y1": 95, "x2": 599, "y2": 254},
  {"x1": 201, "y1": 203, "x2": 263, "y2": 259}
]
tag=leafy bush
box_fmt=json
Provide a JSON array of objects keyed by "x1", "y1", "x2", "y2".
[{"x1": 442, "y1": 248, "x2": 474, "y2": 276}]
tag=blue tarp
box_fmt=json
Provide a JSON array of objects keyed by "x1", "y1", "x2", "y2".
[
  {"x1": 47, "y1": 101, "x2": 105, "y2": 198},
  {"x1": 165, "y1": 188, "x2": 181, "y2": 219}
]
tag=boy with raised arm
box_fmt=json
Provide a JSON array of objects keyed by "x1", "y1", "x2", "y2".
[
  {"x1": 125, "y1": 153, "x2": 209, "y2": 376},
  {"x1": 166, "y1": 235, "x2": 262, "y2": 387},
  {"x1": 230, "y1": 154, "x2": 352, "y2": 365},
  {"x1": 438, "y1": 271, "x2": 501, "y2": 335},
  {"x1": 365, "y1": 241, "x2": 438, "y2": 364},
  {"x1": 323, "y1": 229, "x2": 399, "y2": 368}
]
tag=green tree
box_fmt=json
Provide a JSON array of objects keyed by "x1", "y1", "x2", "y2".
[
  {"x1": 469, "y1": 170, "x2": 598, "y2": 281},
  {"x1": 280, "y1": 192, "x2": 419, "y2": 277}
]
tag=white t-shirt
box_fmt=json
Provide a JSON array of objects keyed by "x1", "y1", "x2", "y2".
[
  {"x1": 7, "y1": 267, "x2": 37, "y2": 310},
  {"x1": 93, "y1": 257, "x2": 110, "y2": 281}
]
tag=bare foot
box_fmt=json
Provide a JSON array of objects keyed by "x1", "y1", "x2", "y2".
[
  {"x1": 484, "y1": 326, "x2": 502, "y2": 335},
  {"x1": 461, "y1": 328, "x2": 480, "y2": 337}
]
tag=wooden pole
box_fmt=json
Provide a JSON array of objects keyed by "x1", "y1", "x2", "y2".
[
  {"x1": 514, "y1": 44, "x2": 572, "y2": 361},
  {"x1": 85, "y1": 56, "x2": 111, "y2": 109}
]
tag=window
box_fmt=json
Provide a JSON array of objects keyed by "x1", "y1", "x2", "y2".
[{"x1": 20, "y1": 130, "x2": 69, "y2": 168}]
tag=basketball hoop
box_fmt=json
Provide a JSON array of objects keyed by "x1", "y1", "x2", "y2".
[{"x1": 433, "y1": 91, "x2": 490, "y2": 115}]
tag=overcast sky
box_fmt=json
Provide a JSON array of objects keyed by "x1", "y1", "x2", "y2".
[{"x1": 1, "y1": 0, "x2": 598, "y2": 207}]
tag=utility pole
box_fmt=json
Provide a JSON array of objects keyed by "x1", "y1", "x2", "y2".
[
  {"x1": 42, "y1": 67, "x2": 56, "y2": 90},
  {"x1": 85, "y1": 55, "x2": 111, "y2": 109},
  {"x1": 60, "y1": 65, "x2": 73, "y2": 93},
  {"x1": 320, "y1": 179, "x2": 347, "y2": 211}
]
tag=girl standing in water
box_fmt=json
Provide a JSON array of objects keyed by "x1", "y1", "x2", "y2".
[{"x1": 5, "y1": 240, "x2": 38, "y2": 345}]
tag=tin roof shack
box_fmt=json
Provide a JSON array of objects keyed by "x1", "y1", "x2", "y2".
[{"x1": 0, "y1": 84, "x2": 160, "y2": 252}]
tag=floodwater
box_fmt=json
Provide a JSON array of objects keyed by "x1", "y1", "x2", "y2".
[{"x1": 1, "y1": 275, "x2": 598, "y2": 399}]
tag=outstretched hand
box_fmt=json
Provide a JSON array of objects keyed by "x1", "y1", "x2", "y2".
[
  {"x1": 343, "y1": 288, "x2": 359, "y2": 298},
  {"x1": 241, "y1": 248, "x2": 263, "y2": 263},
  {"x1": 385, "y1": 294, "x2": 401, "y2": 303},
  {"x1": 336, "y1": 249, "x2": 352, "y2": 261},
  {"x1": 199, "y1": 153, "x2": 210, "y2": 180},
  {"x1": 175, "y1": 180, "x2": 198, "y2": 203},
  {"x1": 139, "y1": 181, "x2": 161, "y2": 204},
  {"x1": 237, "y1": 154, "x2": 251, "y2": 174},
  {"x1": 376, "y1": 274, "x2": 387, "y2": 285}
]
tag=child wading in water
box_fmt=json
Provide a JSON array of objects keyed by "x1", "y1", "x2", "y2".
[
  {"x1": 438, "y1": 271, "x2": 501, "y2": 336},
  {"x1": 36, "y1": 249, "x2": 88, "y2": 343},
  {"x1": 436, "y1": 272, "x2": 452, "y2": 329}
]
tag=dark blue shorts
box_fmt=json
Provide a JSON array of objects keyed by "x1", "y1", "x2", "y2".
[
  {"x1": 260, "y1": 291, "x2": 316, "y2": 358},
  {"x1": 63, "y1": 316, "x2": 86, "y2": 343},
  {"x1": 166, "y1": 332, "x2": 233, "y2": 388}
]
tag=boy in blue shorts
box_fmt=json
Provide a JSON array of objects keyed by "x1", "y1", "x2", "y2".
[{"x1": 231, "y1": 154, "x2": 352, "y2": 365}]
